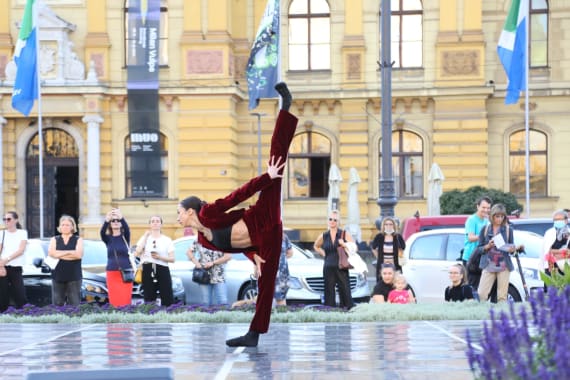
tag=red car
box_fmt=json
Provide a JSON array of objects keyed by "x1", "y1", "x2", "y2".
[{"x1": 400, "y1": 214, "x2": 468, "y2": 240}]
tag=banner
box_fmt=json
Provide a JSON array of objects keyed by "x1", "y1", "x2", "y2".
[{"x1": 246, "y1": 0, "x2": 280, "y2": 110}]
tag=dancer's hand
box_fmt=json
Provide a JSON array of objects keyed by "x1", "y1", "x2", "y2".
[
  {"x1": 267, "y1": 155, "x2": 286, "y2": 179},
  {"x1": 253, "y1": 254, "x2": 266, "y2": 277}
]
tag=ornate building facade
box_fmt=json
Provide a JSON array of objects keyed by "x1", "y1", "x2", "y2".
[{"x1": 0, "y1": 0, "x2": 568, "y2": 244}]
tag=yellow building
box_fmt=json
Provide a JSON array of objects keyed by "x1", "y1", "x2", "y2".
[{"x1": 0, "y1": 0, "x2": 568, "y2": 245}]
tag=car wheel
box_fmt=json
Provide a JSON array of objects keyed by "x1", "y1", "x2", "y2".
[
  {"x1": 507, "y1": 284, "x2": 522, "y2": 303},
  {"x1": 239, "y1": 280, "x2": 258, "y2": 301}
]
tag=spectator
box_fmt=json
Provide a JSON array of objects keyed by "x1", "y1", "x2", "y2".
[
  {"x1": 476, "y1": 204, "x2": 521, "y2": 303},
  {"x1": 313, "y1": 210, "x2": 354, "y2": 309},
  {"x1": 387, "y1": 273, "x2": 414, "y2": 304},
  {"x1": 445, "y1": 263, "x2": 476, "y2": 302},
  {"x1": 370, "y1": 263, "x2": 396, "y2": 303},
  {"x1": 48, "y1": 215, "x2": 84, "y2": 306},
  {"x1": 463, "y1": 196, "x2": 492, "y2": 288},
  {"x1": 0, "y1": 211, "x2": 28, "y2": 312},
  {"x1": 370, "y1": 217, "x2": 406, "y2": 277},
  {"x1": 100, "y1": 208, "x2": 133, "y2": 307},
  {"x1": 186, "y1": 240, "x2": 231, "y2": 306},
  {"x1": 541, "y1": 209, "x2": 569, "y2": 283},
  {"x1": 275, "y1": 232, "x2": 293, "y2": 306},
  {"x1": 134, "y1": 215, "x2": 176, "y2": 306}
]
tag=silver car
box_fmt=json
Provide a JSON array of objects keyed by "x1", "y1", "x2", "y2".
[{"x1": 170, "y1": 236, "x2": 371, "y2": 305}]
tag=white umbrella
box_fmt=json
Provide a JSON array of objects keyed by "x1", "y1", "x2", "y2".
[
  {"x1": 346, "y1": 167, "x2": 362, "y2": 243},
  {"x1": 327, "y1": 164, "x2": 342, "y2": 215},
  {"x1": 427, "y1": 163, "x2": 445, "y2": 216}
]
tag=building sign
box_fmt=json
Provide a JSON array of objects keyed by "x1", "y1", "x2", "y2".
[{"x1": 127, "y1": 0, "x2": 162, "y2": 197}]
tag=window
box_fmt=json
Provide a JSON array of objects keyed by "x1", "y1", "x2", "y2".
[
  {"x1": 288, "y1": 0, "x2": 331, "y2": 71},
  {"x1": 383, "y1": 0, "x2": 423, "y2": 68},
  {"x1": 379, "y1": 130, "x2": 423, "y2": 198},
  {"x1": 509, "y1": 129, "x2": 547, "y2": 197},
  {"x1": 288, "y1": 131, "x2": 331, "y2": 198},
  {"x1": 124, "y1": 0, "x2": 168, "y2": 67},
  {"x1": 125, "y1": 132, "x2": 168, "y2": 198},
  {"x1": 530, "y1": 0, "x2": 548, "y2": 67},
  {"x1": 409, "y1": 235, "x2": 445, "y2": 260}
]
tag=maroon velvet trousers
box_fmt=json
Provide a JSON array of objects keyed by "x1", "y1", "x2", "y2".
[{"x1": 246, "y1": 110, "x2": 298, "y2": 333}]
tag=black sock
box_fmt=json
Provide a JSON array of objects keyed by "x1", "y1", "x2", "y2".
[
  {"x1": 274, "y1": 82, "x2": 292, "y2": 111},
  {"x1": 226, "y1": 330, "x2": 260, "y2": 347}
]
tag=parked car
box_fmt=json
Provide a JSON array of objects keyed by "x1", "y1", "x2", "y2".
[
  {"x1": 509, "y1": 218, "x2": 552, "y2": 236},
  {"x1": 23, "y1": 238, "x2": 185, "y2": 306},
  {"x1": 170, "y1": 236, "x2": 370, "y2": 305},
  {"x1": 402, "y1": 228, "x2": 544, "y2": 303}
]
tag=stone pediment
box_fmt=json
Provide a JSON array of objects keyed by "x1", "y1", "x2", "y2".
[{"x1": 4, "y1": 1, "x2": 98, "y2": 85}]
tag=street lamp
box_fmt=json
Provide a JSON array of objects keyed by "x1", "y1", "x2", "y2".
[
  {"x1": 250, "y1": 112, "x2": 267, "y2": 175},
  {"x1": 377, "y1": 0, "x2": 397, "y2": 220}
]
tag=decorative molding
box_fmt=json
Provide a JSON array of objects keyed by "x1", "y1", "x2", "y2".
[
  {"x1": 186, "y1": 50, "x2": 223, "y2": 74},
  {"x1": 441, "y1": 50, "x2": 480, "y2": 76},
  {"x1": 161, "y1": 95, "x2": 177, "y2": 112},
  {"x1": 113, "y1": 95, "x2": 127, "y2": 112},
  {"x1": 347, "y1": 54, "x2": 361, "y2": 80}
]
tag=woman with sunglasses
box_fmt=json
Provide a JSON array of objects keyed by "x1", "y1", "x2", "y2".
[
  {"x1": 0, "y1": 211, "x2": 28, "y2": 312},
  {"x1": 177, "y1": 82, "x2": 296, "y2": 347},
  {"x1": 134, "y1": 215, "x2": 175, "y2": 306},
  {"x1": 313, "y1": 210, "x2": 355, "y2": 309},
  {"x1": 100, "y1": 208, "x2": 133, "y2": 307}
]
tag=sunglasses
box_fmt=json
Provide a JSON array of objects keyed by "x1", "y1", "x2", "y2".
[
  {"x1": 153, "y1": 240, "x2": 157, "y2": 249},
  {"x1": 2, "y1": 217, "x2": 12, "y2": 222},
  {"x1": 110, "y1": 219, "x2": 121, "y2": 223},
  {"x1": 328, "y1": 218, "x2": 338, "y2": 222}
]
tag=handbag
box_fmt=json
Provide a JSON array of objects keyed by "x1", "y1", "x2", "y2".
[
  {"x1": 113, "y1": 248, "x2": 134, "y2": 283},
  {"x1": 338, "y1": 231, "x2": 353, "y2": 270},
  {"x1": 134, "y1": 265, "x2": 143, "y2": 283},
  {"x1": 192, "y1": 267, "x2": 211, "y2": 284}
]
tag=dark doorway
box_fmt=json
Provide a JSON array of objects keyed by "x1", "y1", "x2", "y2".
[{"x1": 26, "y1": 128, "x2": 79, "y2": 238}]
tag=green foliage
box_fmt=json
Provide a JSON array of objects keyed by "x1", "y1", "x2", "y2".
[
  {"x1": 540, "y1": 262, "x2": 570, "y2": 291},
  {"x1": 440, "y1": 186, "x2": 524, "y2": 215}
]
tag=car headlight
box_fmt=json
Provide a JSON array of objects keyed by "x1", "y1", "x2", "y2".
[
  {"x1": 82, "y1": 281, "x2": 106, "y2": 294},
  {"x1": 287, "y1": 277, "x2": 303, "y2": 290},
  {"x1": 171, "y1": 277, "x2": 184, "y2": 293},
  {"x1": 522, "y1": 267, "x2": 540, "y2": 281}
]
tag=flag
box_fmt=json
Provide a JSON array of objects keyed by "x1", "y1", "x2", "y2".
[
  {"x1": 12, "y1": 0, "x2": 38, "y2": 116},
  {"x1": 497, "y1": 0, "x2": 528, "y2": 105},
  {"x1": 246, "y1": 0, "x2": 280, "y2": 110}
]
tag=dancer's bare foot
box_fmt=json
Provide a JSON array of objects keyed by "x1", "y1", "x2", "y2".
[{"x1": 274, "y1": 82, "x2": 292, "y2": 112}]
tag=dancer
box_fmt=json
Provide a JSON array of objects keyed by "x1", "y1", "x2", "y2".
[{"x1": 177, "y1": 82, "x2": 297, "y2": 347}]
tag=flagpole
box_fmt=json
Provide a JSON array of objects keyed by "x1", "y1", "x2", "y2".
[
  {"x1": 524, "y1": 2, "x2": 530, "y2": 217},
  {"x1": 33, "y1": 2, "x2": 44, "y2": 238}
]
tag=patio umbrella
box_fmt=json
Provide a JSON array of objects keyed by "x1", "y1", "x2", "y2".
[
  {"x1": 327, "y1": 164, "x2": 342, "y2": 215},
  {"x1": 346, "y1": 167, "x2": 362, "y2": 243},
  {"x1": 427, "y1": 162, "x2": 445, "y2": 216}
]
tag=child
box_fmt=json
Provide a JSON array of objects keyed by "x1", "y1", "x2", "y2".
[{"x1": 388, "y1": 273, "x2": 414, "y2": 304}]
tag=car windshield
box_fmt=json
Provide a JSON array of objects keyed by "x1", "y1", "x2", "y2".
[{"x1": 82, "y1": 240, "x2": 108, "y2": 265}]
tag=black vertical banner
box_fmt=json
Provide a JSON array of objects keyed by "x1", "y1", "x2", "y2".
[{"x1": 127, "y1": 0, "x2": 162, "y2": 197}]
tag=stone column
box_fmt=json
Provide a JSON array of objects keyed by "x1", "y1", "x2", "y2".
[
  {"x1": 0, "y1": 116, "x2": 5, "y2": 218},
  {"x1": 82, "y1": 114, "x2": 103, "y2": 223}
]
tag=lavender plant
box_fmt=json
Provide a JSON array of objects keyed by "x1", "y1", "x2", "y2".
[{"x1": 466, "y1": 286, "x2": 570, "y2": 379}]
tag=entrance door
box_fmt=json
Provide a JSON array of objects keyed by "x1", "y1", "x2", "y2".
[{"x1": 26, "y1": 128, "x2": 79, "y2": 238}]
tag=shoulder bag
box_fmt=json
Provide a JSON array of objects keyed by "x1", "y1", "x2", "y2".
[
  {"x1": 192, "y1": 266, "x2": 211, "y2": 284},
  {"x1": 113, "y1": 240, "x2": 135, "y2": 283},
  {"x1": 338, "y1": 230, "x2": 353, "y2": 270}
]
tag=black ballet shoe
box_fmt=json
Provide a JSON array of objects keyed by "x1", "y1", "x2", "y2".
[
  {"x1": 274, "y1": 82, "x2": 292, "y2": 112},
  {"x1": 226, "y1": 330, "x2": 260, "y2": 347}
]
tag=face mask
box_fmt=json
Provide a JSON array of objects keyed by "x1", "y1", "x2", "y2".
[
  {"x1": 554, "y1": 220, "x2": 566, "y2": 229},
  {"x1": 384, "y1": 228, "x2": 394, "y2": 235}
]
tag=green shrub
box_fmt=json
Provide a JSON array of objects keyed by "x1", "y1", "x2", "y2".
[{"x1": 440, "y1": 186, "x2": 523, "y2": 215}]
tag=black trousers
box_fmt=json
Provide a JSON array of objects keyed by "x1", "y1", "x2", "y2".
[
  {"x1": 0, "y1": 266, "x2": 27, "y2": 312},
  {"x1": 141, "y1": 263, "x2": 173, "y2": 306},
  {"x1": 323, "y1": 265, "x2": 353, "y2": 308}
]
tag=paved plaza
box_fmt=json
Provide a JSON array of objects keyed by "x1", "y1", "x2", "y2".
[{"x1": 0, "y1": 321, "x2": 480, "y2": 379}]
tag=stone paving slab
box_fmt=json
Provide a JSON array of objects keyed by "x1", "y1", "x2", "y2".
[{"x1": 0, "y1": 321, "x2": 481, "y2": 379}]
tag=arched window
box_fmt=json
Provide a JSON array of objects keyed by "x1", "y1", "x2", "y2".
[
  {"x1": 288, "y1": 131, "x2": 331, "y2": 198},
  {"x1": 509, "y1": 130, "x2": 547, "y2": 196},
  {"x1": 124, "y1": 0, "x2": 169, "y2": 67},
  {"x1": 379, "y1": 131, "x2": 423, "y2": 198},
  {"x1": 530, "y1": 0, "x2": 548, "y2": 68},
  {"x1": 383, "y1": 0, "x2": 423, "y2": 68},
  {"x1": 288, "y1": 0, "x2": 331, "y2": 71},
  {"x1": 125, "y1": 132, "x2": 168, "y2": 198}
]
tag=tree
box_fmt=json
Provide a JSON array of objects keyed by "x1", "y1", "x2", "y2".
[{"x1": 440, "y1": 186, "x2": 523, "y2": 215}]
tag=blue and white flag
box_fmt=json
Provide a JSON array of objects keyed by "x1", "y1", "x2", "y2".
[
  {"x1": 12, "y1": 0, "x2": 38, "y2": 116},
  {"x1": 497, "y1": 0, "x2": 528, "y2": 104},
  {"x1": 246, "y1": 0, "x2": 280, "y2": 110}
]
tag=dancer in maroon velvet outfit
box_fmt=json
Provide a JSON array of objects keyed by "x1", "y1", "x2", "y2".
[{"x1": 177, "y1": 83, "x2": 297, "y2": 347}]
